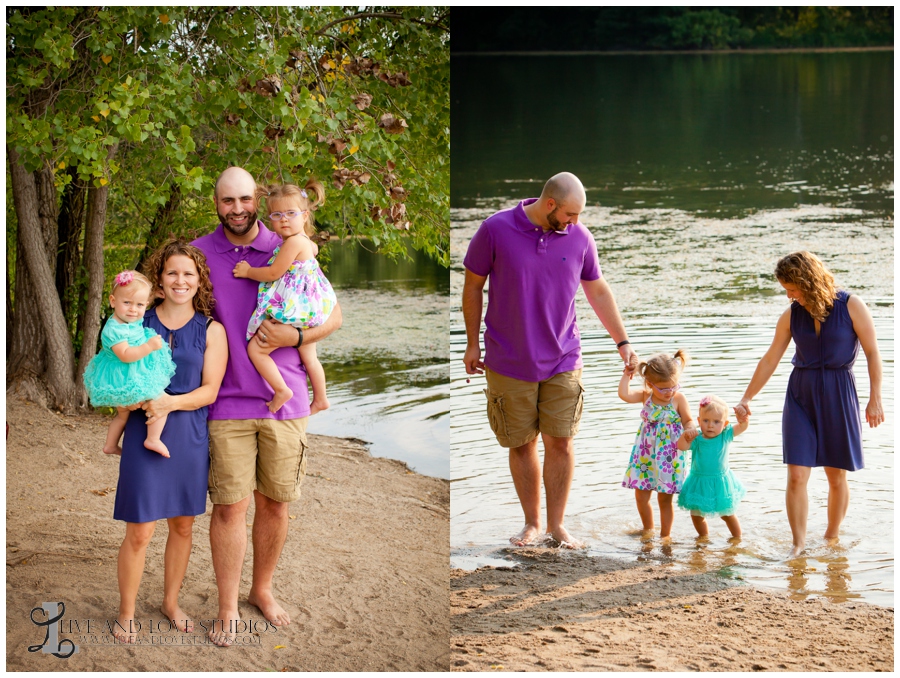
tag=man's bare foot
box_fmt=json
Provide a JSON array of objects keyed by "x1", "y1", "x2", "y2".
[
  {"x1": 160, "y1": 603, "x2": 194, "y2": 633},
  {"x1": 267, "y1": 387, "x2": 293, "y2": 413},
  {"x1": 103, "y1": 444, "x2": 122, "y2": 456},
  {"x1": 509, "y1": 523, "x2": 542, "y2": 547},
  {"x1": 112, "y1": 616, "x2": 138, "y2": 643},
  {"x1": 786, "y1": 544, "x2": 805, "y2": 560},
  {"x1": 144, "y1": 438, "x2": 170, "y2": 458},
  {"x1": 208, "y1": 611, "x2": 241, "y2": 647},
  {"x1": 248, "y1": 589, "x2": 291, "y2": 626},
  {"x1": 309, "y1": 396, "x2": 330, "y2": 416},
  {"x1": 549, "y1": 526, "x2": 585, "y2": 549}
]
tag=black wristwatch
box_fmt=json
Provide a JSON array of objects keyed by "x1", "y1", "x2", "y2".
[
  {"x1": 616, "y1": 339, "x2": 630, "y2": 348},
  {"x1": 295, "y1": 327, "x2": 304, "y2": 348}
]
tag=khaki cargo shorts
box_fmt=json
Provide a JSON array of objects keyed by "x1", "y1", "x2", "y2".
[
  {"x1": 483, "y1": 368, "x2": 584, "y2": 448},
  {"x1": 208, "y1": 418, "x2": 308, "y2": 505}
]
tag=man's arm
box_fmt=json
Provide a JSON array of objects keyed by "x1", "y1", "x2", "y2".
[
  {"x1": 462, "y1": 269, "x2": 487, "y2": 375},
  {"x1": 581, "y1": 277, "x2": 636, "y2": 366},
  {"x1": 256, "y1": 302, "x2": 342, "y2": 349}
]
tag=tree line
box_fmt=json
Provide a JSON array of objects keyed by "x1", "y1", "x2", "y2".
[
  {"x1": 7, "y1": 6, "x2": 449, "y2": 412},
  {"x1": 452, "y1": 7, "x2": 893, "y2": 52}
]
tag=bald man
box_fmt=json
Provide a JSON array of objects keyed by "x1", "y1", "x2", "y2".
[
  {"x1": 463, "y1": 172, "x2": 637, "y2": 548},
  {"x1": 194, "y1": 167, "x2": 342, "y2": 646}
]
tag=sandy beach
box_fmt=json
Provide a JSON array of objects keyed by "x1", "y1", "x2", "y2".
[
  {"x1": 451, "y1": 549, "x2": 893, "y2": 672},
  {"x1": 6, "y1": 396, "x2": 449, "y2": 671}
]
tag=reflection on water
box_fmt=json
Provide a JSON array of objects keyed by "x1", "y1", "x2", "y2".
[{"x1": 311, "y1": 239, "x2": 449, "y2": 479}]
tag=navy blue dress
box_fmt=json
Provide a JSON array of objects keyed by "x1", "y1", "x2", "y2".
[
  {"x1": 783, "y1": 290, "x2": 864, "y2": 471},
  {"x1": 113, "y1": 309, "x2": 210, "y2": 522}
]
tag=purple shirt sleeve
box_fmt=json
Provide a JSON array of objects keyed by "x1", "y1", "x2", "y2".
[
  {"x1": 463, "y1": 220, "x2": 493, "y2": 277},
  {"x1": 580, "y1": 228, "x2": 602, "y2": 281}
]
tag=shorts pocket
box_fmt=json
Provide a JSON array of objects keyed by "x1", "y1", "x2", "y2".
[
  {"x1": 572, "y1": 385, "x2": 585, "y2": 426},
  {"x1": 484, "y1": 388, "x2": 509, "y2": 440}
]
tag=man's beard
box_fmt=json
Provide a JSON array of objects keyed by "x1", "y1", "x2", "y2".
[
  {"x1": 546, "y1": 208, "x2": 567, "y2": 232},
  {"x1": 219, "y1": 208, "x2": 258, "y2": 237}
]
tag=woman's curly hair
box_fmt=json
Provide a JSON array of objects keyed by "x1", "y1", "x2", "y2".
[
  {"x1": 775, "y1": 251, "x2": 837, "y2": 323},
  {"x1": 141, "y1": 239, "x2": 215, "y2": 317}
]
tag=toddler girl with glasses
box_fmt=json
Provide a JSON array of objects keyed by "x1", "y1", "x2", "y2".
[
  {"x1": 619, "y1": 350, "x2": 697, "y2": 538},
  {"x1": 676, "y1": 395, "x2": 748, "y2": 538},
  {"x1": 233, "y1": 179, "x2": 337, "y2": 414}
]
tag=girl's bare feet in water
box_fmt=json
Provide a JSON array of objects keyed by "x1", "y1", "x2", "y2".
[
  {"x1": 160, "y1": 603, "x2": 194, "y2": 633},
  {"x1": 112, "y1": 616, "x2": 138, "y2": 643},
  {"x1": 549, "y1": 526, "x2": 585, "y2": 549},
  {"x1": 509, "y1": 523, "x2": 541, "y2": 547},
  {"x1": 144, "y1": 438, "x2": 170, "y2": 458},
  {"x1": 309, "y1": 397, "x2": 330, "y2": 416},
  {"x1": 267, "y1": 387, "x2": 293, "y2": 413}
]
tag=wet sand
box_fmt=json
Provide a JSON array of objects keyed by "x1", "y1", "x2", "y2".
[
  {"x1": 6, "y1": 396, "x2": 449, "y2": 671},
  {"x1": 451, "y1": 549, "x2": 893, "y2": 672}
]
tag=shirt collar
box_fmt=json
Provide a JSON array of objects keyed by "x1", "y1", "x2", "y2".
[
  {"x1": 514, "y1": 198, "x2": 572, "y2": 236},
  {"x1": 210, "y1": 221, "x2": 277, "y2": 253}
]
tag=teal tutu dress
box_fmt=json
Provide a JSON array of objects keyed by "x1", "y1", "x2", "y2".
[
  {"x1": 83, "y1": 317, "x2": 176, "y2": 407},
  {"x1": 678, "y1": 424, "x2": 746, "y2": 517}
]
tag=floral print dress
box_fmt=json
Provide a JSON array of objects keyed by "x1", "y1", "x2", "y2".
[
  {"x1": 621, "y1": 397, "x2": 685, "y2": 494},
  {"x1": 245, "y1": 245, "x2": 337, "y2": 341}
]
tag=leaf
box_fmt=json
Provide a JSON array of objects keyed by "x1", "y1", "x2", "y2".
[
  {"x1": 92, "y1": 116, "x2": 100, "y2": 122},
  {"x1": 274, "y1": 645, "x2": 285, "y2": 650},
  {"x1": 159, "y1": 14, "x2": 169, "y2": 24},
  {"x1": 100, "y1": 109, "x2": 110, "y2": 118},
  {"x1": 101, "y1": 55, "x2": 112, "y2": 64},
  {"x1": 377, "y1": 114, "x2": 408, "y2": 135},
  {"x1": 352, "y1": 93, "x2": 372, "y2": 111}
]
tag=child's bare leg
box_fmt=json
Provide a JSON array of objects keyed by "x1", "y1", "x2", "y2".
[
  {"x1": 249, "y1": 339, "x2": 293, "y2": 413},
  {"x1": 144, "y1": 413, "x2": 170, "y2": 458},
  {"x1": 634, "y1": 489, "x2": 654, "y2": 531},
  {"x1": 104, "y1": 408, "x2": 130, "y2": 456},
  {"x1": 722, "y1": 515, "x2": 742, "y2": 538},
  {"x1": 658, "y1": 492, "x2": 674, "y2": 538},
  {"x1": 299, "y1": 342, "x2": 329, "y2": 415},
  {"x1": 690, "y1": 513, "x2": 709, "y2": 537}
]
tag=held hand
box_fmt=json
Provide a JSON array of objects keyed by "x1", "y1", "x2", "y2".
[
  {"x1": 233, "y1": 261, "x2": 251, "y2": 278},
  {"x1": 147, "y1": 335, "x2": 164, "y2": 352},
  {"x1": 623, "y1": 362, "x2": 636, "y2": 378},
  {"x1": 734, "y1": 400, "x2": 752, "y2": 418},
  {"x1": 619, "y1": 345, "x2": 638, "y2": 369},
  {"x1": 683, "y1": 427, "x2": 700, "y2": 442},
  {"x1": 733, "y1": 406, "x2": 750, "y2": 425},
  {"x1": 143, "y1": 393, "x2": 175, "y2": 425},
  {"x1": 865, "y1": 399, "x2": 884, "y2": 428},
  {"x1": 463, "y1": 344, "x2": 484, "y2": 375},
  {"x1": 256, "y1": 318, "x2": 299, "y2": 349}
]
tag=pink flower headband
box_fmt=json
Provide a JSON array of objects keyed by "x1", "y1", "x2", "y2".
[
  {"x1": 699, "y1": 396, "x2": 711, "y2": 407},
  {"x1": 114, "y1": 271, "x2": 133, "y2": 288},
  {"x1": 113, "y1": 270, "x2": 150, "y2": 290}
]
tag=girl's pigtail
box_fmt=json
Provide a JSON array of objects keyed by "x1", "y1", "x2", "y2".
[
  {"x1": 304, "y1": 178, "x2": 326, "y2": 211},
  {"x1": 673, "y1": 348, "x2": 690, "y2": 370}
]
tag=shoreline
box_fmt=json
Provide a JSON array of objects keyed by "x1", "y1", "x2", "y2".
[
  {"x1": 451, "y1": 549, "x2": 893, "y2": 672},
  {"x1": 6, "y1": 396, "x2": 449, "y2": 671},
  {"x1": 452, "y1": 46, "x2": 893, "y2": 57}
]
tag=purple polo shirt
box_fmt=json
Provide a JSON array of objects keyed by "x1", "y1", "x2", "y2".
[
  {"x1": 193, "y1": 222, "x2": 310, "y2": 420},
  {"x1": 463, "y1": 199, "x2": 601, "y2": 382}
]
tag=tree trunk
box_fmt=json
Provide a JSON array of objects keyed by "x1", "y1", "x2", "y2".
[
  {"x1": 75, "y1": 142, "x2": 120, "y2": 407},
  {"x1": 135, "y1": 182, "x2": 181, "y2": 274},
  {"x1": 56, "y1": 168, "x2": 87, "y2": 327},
  {"x1": 7, "y1": 146, "x2": 76, "y2": 411}
]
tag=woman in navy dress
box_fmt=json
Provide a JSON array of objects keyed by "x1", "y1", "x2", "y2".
[
  {"x1": 736, "y1": 251, "x2": 884, "y2": 558},
  {"x1": 112, "y1": 241, "x2": 228, "y2": 642}
]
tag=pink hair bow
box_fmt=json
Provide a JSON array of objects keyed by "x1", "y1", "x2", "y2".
[
  {"x1": 699, "y1": 396, "x2": 712, "y2": 407},
  {"x1": 300, "y1": 189, "x2": 308, "y2": 198},
  {"x1": 114, "y1": 271, "x2": 134, "y2": 288}
]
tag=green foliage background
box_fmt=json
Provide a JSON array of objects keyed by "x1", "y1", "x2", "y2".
[{"x1": 452, "y1": 7, "x2": 893, "y2": 52}]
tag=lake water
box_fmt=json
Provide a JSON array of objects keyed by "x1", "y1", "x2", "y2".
[
  {"x1": 310, "y1": 240, "x2": 449, "y2": 479},
  {"x1": 449, "y1": 52, "x2": 893, "y2": 606}
]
